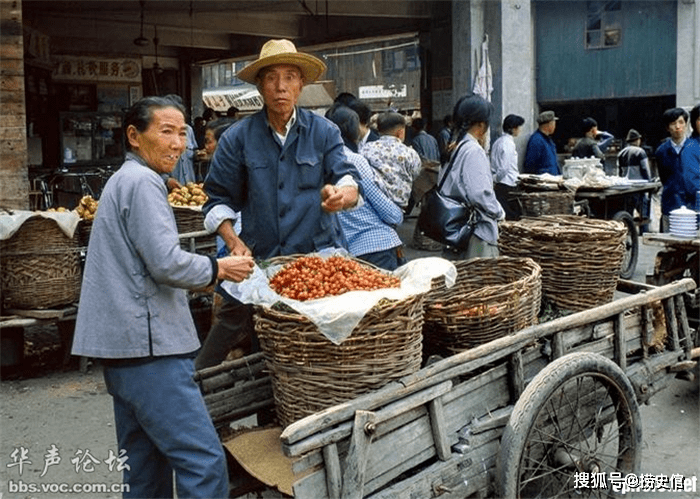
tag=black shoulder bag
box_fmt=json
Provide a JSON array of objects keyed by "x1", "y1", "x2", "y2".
[{"x1": 416, "y1": 142, "x2": 477, "y2": 250}]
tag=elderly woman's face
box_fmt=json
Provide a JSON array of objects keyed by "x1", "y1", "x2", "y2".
[{"x1": 128, "y1": 107, "x2": 187, "y2": 174}]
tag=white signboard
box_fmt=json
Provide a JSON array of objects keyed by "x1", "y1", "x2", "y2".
[{"x1": 359, "y1": 84, "x2": 407, "y2": 100}]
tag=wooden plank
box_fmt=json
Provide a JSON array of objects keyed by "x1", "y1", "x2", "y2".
[
  {"x1": 663, "y1": 297, "x2": 680, "y2": 351},
  {"x1": 552, "y1": 331, "x2": 565, "y2": 359},
  {"x1": 508, "y1": 350, "x2": 524, "y2": 403},
  {"x1": 428, "y1": 396, "x2": 451, "y2": 461},
  {"x1": 340, "y1": 410, "x2": 376, "y2": 499},
  {"x1": 199, "y1": 362, "x2": 268, "y2": 394},
  {"x1": 195, "y1": 351, "x2": 266, "y2": 381},
  {"x1": 322, "y1": 444, "x2": 341, "y2": 499},
  {"x1": 5, "y1": 306, "x2": 77, "y2": 319},
  {"x1": 284, "y1": 381, "x2": 451, "y2": 457},
  {"x1": 674, "y1": 294, "x2": 693, "y2": 357},
  {"x1": 614, "y1": 311, "x2": 627, "y2": 371}
]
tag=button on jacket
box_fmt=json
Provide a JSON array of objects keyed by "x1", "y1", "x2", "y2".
[
  {"x1": 203, "y1": 106, "x2": 360, "y2": 259},
  {"x1": 72, "y1": 153, "x2": 215, "y2": 359}
]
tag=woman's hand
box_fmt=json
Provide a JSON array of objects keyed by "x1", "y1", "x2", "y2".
[{"x1": 217, "y1": 255, "x2": 255, "y2": 282}]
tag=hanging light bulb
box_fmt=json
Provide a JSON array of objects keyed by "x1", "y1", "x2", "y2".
[{"x1": 133, "y1": 0, "x2": 149, "y2": 46}]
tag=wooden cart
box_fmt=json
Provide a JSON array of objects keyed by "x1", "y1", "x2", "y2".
[
  {"x1": 196, "y1": 278, "x2": 697, "y2": 499},
  {"x1": 643, "y1": 233, "x2": 699, "y2": 330},
  {"x1": 575, "y1": 181, "x2": 662, "y2": 280}
]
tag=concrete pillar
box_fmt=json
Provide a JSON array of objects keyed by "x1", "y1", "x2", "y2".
[
  {"x1": 499, "y1": 0, "x2": 536, "y2": 167},
  {"x1": 676, "y1": 0, "x2": 699, "y2": 108},
  {"x1": 452, "y1": 0, "x2": 482, "y2": 99},
  {"x1": 0, "y1": 0, "x2": 29, "y2": 210}
]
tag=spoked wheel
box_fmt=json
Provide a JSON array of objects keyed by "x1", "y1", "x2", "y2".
[
  {"x1": 497, "y1": 352, "x2": 642, "y2": 498},
  {"x1": 612, "y1": 211, "x2": 638, "y2": 280}
]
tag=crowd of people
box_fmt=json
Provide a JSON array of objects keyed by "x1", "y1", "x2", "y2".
[{"x1": 71, "y1": 36, "x2": 700, "y2": 499}]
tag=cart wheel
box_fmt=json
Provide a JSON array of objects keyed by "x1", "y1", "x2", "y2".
[
  {"x1": 496, "y1": 352, "x2": 641, "y2": 498},
  {"x1": 613, "y1": 211, "x2": 638, "y2": 280}
]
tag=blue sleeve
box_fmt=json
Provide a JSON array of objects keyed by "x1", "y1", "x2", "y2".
[{"x1": 523, "y1": 135, "x2": 541, "y2": 173}]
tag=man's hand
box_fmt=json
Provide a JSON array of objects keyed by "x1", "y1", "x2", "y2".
[
  {"x1": 218, "y1": 220, "x2": 252, "y2": 256},
  {"x1": 166, "y1": 178, "x2": 182, "y2": 192},
  {"x1": 217, "y1": 255, "x2": 255, "y2": 282},
  {"x1": 321, "y1": 184, "x2": 358, "y2": 213}
]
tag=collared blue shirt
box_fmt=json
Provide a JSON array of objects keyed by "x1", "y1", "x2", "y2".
[
  {"x1": 524, "y1": 129, "x2": 560, "y2": 175},
  {"x1": 338, "y1": 146, "x2": 403, "y2": 257},
  {"x1": 203, "y1": 107, "x2": 360, "y2": 259},
  {"x1": 655, "y1": 136, "x2": 700, "y2": 215}
]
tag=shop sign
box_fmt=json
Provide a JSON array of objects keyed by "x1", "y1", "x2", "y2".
[
  {"x1": 358, "y1": 84, "x2": 407, "y2": 100},
  {"x1": 52, "y1": 56, "x2": 141, "y2": 83}
]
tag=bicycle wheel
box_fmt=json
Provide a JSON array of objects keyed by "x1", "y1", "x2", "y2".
[{"x1": 497, "y1": 352, "x2": 642, "y2": 498}]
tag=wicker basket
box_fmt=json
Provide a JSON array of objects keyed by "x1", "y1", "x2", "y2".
[
  {"x1": 422, "y1": 257, "x2": 542, "y2": 356},
  {"x1": 254, "y1": 255, "x2": 424, "y2": 427},
  {"x1": 499, "y1": 215, "x2": 626, "y2": 311},
  {"x1": 510, "y1": 190, "x2": 575, "y2": 217},
  {"x1": 172, "y1": 206, "x2": 205, "y2": 233},
  {"x1": 77, "y1": 219, "x2": 93, "y2": 248},
  {"x1": 1, "y1": 216, "x2": 82, "y2": 310}
]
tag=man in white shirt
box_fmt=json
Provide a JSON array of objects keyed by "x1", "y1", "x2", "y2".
[{"x1": 490, "y1": 114, "x2": 524, "y2": 220}]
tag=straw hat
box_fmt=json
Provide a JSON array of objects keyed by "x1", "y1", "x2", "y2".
[{"x1": 236, "y1": 39, "x2": 326, "y2": 84}]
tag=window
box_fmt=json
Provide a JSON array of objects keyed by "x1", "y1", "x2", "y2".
[{"x1": 585, "y1": 1, "x2": 622, "y2": 49}]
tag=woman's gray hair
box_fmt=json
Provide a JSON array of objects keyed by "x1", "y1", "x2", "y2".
[{"x1": 123, "y1": 96, "x2": 186, "y2": 151}]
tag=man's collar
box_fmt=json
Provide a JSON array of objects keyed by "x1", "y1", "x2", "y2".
[
  {"x1": 672, "y1": 135, "x2": 686, "y2": 148},
  {"x1": 263, "y1": 106, "x2": 300, "y2": 135}
]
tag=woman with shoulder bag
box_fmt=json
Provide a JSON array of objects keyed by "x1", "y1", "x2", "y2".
[{"x1": 439, "y1": 93, "x2": 505, "y2": 261}]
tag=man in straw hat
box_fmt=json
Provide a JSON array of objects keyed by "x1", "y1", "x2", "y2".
[{"x1": 196, "y1": 39, "x2": 362, "y2": 369}]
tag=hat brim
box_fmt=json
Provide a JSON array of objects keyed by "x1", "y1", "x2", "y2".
[{"x1": 237, "y1": 52, "x2": 326, "y2": 84}]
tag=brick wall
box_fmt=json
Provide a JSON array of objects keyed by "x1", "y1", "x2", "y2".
[{"x1": 0, "y1": 0, "x2": 29, "y2": 210}]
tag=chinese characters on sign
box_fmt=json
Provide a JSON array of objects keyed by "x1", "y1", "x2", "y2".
[{"x1": 52, "y1": 56, "x2": 142, "y2": 83}]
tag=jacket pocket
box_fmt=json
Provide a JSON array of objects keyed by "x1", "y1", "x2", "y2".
[{"x1": 296, "y1": 153, "x2": 323, "y2": 189}]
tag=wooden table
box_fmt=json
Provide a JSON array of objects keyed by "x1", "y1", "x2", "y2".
[{"x1": 1, "y1": 306, "x2": 79, "y2": 370}]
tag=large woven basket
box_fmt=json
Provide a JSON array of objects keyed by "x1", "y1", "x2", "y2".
[
  {"x1": 77, "y1": 219, "x2": 93, "y2": 248},
  {"x1": 499, "y1": 215, "x2": 626, "y2": 311},
  {"x1": 510, "y1": 189, "x2": 575, "y2": 217},
  {"x1": 172, "y1": 206, "x2": 205, "y2": 233},
  {"x1": 1, "y1": 216, "x2": 82, "y2": 310},
  {"x1": 254, "y1": 255, "x2": 424, "y2": 427},
  {"x1": 422, "y1": 257, "x2": 541, "y2": 356}
]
